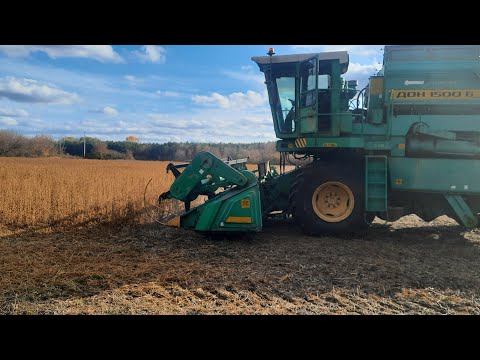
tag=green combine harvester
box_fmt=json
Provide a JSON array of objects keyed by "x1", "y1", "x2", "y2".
[{"x1": 159, "y1": 45, "x2": 480, "y2": 235}]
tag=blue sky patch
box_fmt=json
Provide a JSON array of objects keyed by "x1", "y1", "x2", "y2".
[{"x1": 0, "y1": 45, "x2": 383, "y2": 143}]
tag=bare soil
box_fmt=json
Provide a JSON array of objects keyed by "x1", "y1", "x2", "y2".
[{"x1": 1, "y1": 215, "x2": 480, "y2": 314}]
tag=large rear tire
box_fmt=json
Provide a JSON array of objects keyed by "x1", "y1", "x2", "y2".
[{"x1": 290, "y1": 161, "x2": 369, "y2": 235}]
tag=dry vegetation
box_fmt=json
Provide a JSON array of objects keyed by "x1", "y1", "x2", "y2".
[
  {"x1": 1, "y1": 216, "x2": 480, "y2": 314},
  {"x1": 0, "y1": 157, "x2": 176, "y2": 228},
  {"x1": 1, "y1": 157, "x2": 480, "y2": 314}
]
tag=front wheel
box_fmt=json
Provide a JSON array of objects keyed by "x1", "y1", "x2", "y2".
[
  {"x1": 311, "y1": 181, "x2": 355, "y2": 223},
  {"x1": 291, "y1": 162, "x2": 369, "y2": 235}
]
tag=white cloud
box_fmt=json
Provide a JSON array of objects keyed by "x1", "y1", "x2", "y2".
[
  {"x1": 130, "y1": 109, "x2": 273, "y2": 143},
  {"x1": 192, "y1": 90, "x2": 266, "y2": 109},
  {"x1": 54, "y1": 101, "x2": 274, "y2": 143},
  {"x1": 0, "y1": 58, "x2": 172, "y2": 107},
  {"x1": 342, "y1": 61, "x2": 383, "y2": 89},
  {"x1": 0, "y1": 77, "x2": 80, "y2": 104},
  {"x1": 0, "y1": 116, "x2": 18, "y2": 126},
  {"x1": 0, "y1": 45, "x2": 124, "y2": 63},
  {"x1": 133, "y1": 45, "x2": 166, "y2": 64},
  {"x1": 291, "y1": 45, "x2": 383, "y2": 57},
  {"x1": 124, "y1": 75, "x2": 144, "y2": 84},
  {"x1": 0, "y1": 107, "x2": 29, "y2": 117},
  {"x1": 0, "y1": 46, "x2": 31, "y2": 57},
  {"x1": 88, "y1": 106, "x2": 119, "y2": 116},
  {"x1": 103, "y1": 106, "x2": 118, "y2": 116},
  {"x1": 124, "y1": 75, "x2": 137, "y2": 82},
  {"x1": 15, "y1": 104, "x2": 275, "y2": 143},
  {"x1": 347, "y1": 62, "x2": 382, "y2": 77},
  {"x1": 156, "y1": 90, "x2": 181, "y2": 97},
  {"x1": 17, "y1": 117, "x2": 43, "y2": 127}
]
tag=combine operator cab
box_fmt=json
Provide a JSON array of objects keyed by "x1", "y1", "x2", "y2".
[{"x1": 252, "y1": 50, "x2": 358, "y2": 144}]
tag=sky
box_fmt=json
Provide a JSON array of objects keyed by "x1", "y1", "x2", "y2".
[{"x1": 0, "y1": 45, "x2": 384, "y2": 143}]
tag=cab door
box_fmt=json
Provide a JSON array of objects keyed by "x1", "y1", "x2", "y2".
[{"x1": 298, "y1": 57, "x2": 319, "y2": 134}]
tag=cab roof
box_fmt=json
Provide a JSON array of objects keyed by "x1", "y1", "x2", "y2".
[{"x1": 252, "y1": 51, "x2": 349, "y2": 73}]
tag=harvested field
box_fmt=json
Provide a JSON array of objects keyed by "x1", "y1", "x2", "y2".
[{"x1": 1, "y1": 215, "x2": 479, "y2": 314}]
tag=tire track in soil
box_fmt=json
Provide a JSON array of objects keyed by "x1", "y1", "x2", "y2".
[{"x1": 1, "y1": 215, "x2": 480, "y2": 314}]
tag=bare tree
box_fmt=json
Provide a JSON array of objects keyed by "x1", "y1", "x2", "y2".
[
  {"x1": 92, "y1": 141, "x2": 109, "y2": 159},
  {"x1": 0, "y1": 130, "x2": 28, "y2": 156},
  {"x1": 30, "y1": 135, "x2": 57, "y2": 156}
]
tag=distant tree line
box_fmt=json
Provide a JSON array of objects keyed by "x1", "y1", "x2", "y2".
[
  {"x1": 0, "y1": 130, "x2": 61, "y2": 157},
  {"x1": 0, "y1": 130, "x2": 280, "y2": 163}
]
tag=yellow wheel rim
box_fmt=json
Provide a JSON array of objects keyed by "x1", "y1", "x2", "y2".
[{"x1": 311, "y1": 181, "x2": 354, "y2": 223}]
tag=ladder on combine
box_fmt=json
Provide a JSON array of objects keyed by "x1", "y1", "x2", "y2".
[{"x1": 365, "y1": 156, "x2": 388, "y2": 213}]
